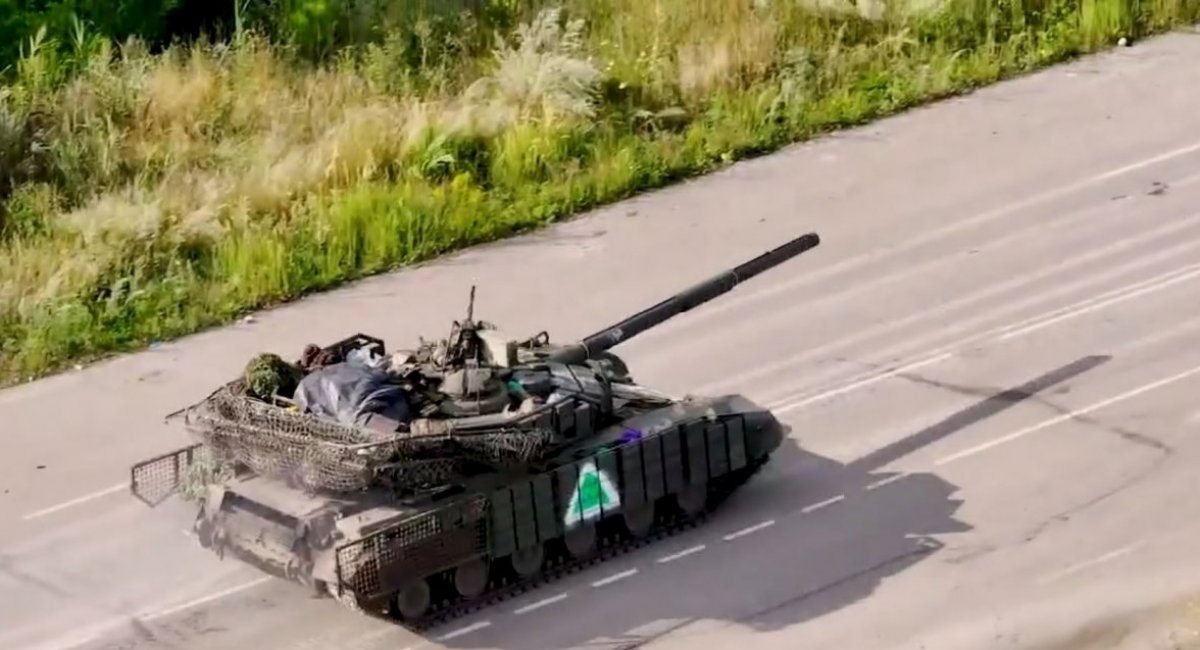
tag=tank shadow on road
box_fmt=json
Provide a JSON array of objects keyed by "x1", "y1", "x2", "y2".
[
  {"x1": 434, "y1": 354, "x2": 1111, "y2": 650},
  {"x1": 81, "y1": 355, "x2": 1109, "y2": 650}
]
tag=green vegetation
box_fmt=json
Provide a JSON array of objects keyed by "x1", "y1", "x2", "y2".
[{"x1": 0, "y1": 0, "x2": 1196, "y2": 386}]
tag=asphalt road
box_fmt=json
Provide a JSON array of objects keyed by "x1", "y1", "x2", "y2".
[{"x1": 3, "y1": 29, "x2": 1200, "y2": 650}]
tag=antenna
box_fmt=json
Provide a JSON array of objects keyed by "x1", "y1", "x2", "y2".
[{"x1": 466, "y1": 285, "x2": 476, "y2": 324}]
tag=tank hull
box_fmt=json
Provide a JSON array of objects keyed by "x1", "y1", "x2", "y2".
[{"x1": 136, "y1": 393, "x2": 785, "y2": 627}]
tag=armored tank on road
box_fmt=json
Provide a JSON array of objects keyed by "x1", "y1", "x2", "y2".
[{"x1": 130, "y1": 232, "x2": 821, "y2": 628}]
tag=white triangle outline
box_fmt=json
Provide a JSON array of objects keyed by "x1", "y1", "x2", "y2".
[{"x1": 564, "y1": 460, "x2": 621, "y2": 527}]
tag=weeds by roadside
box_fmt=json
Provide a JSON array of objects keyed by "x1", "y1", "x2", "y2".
[{"x1": 0, "y1": 0, "x2": 1196, "y2": 385}]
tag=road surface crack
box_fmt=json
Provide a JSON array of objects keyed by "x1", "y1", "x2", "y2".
[
  {"x1": 892, "y1": 369, "x2": 1172, "y2": 455},
  {"x1": 1018, "y1": 454, "x2": 1170, "y2": 546},
  {"x1": 594, "y1": 619, "x2": 695, "y2": 650},
  {"x1": 0, "y1": 552, "x2": 77, "y2": 601},
  {"x1": 737, "y1": 544, "x2": 939, "y2": 624},
  {"x1": 942, "y1": 542, "x2": 998, "y2": 565}
]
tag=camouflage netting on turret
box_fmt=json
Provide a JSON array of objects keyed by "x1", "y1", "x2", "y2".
[{"x1": 182, "y1": 381, "x2": 556, "y2": 494}]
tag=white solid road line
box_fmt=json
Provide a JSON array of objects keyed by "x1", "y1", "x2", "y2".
[
  {"x1": 997, "y1": 263, "x2": 1200, "y2": 340},
  {"x1": 773, "y1": 353, "x2": 954, "y2": 414},
  {"x1": 935, "y1": 363, "x2": 1200, "y2": 465},
  {"x1": 21, "y1": 483, "x2": 126, "y2": 521},
  {"x1": 710, "y1": 205, "x2": 1200, "y2": 397},
  {"x1": 1036, "y1": 540, "x2": 1148, "y2": 585},
  {"x1": 993, "y1": 259, "x2": 1200, "y2": 340},
  {"x1": 684, "y1": 138, "x2": 1200, "y2": 327},
  {"x1": 769, "y1": 255, "x2": 1200, "y2": 414}
]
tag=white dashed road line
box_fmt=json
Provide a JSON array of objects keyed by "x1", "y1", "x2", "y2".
[
  {"x1": 657, "y1": 544, "x2": 706, "y2": 564},
  {"x1": 428, "y1": 447, "x2": 1158, "y2": 642},
  {"x1": 801, "y1": 494, "x2": 846, "y2": 514},
  {"x1": 38, "y1": 441, "x2": 1135, "y2": 647},
  {"x1": 141, "y1": 577, "x2": 273, "y2": 622},
  {"x1": 384, "y1": 384, "x2": 1174, "y2": 645},
  {"x1": 592, "y1": 568, "x2": 639, "y2": 588},
  {"x1": 722, "y1": 519, "x2": 776, "y2": 541},
  {"x1": 514, "y1": 593, "x2": 569, "y2": 615},
  {"x1": 437, "y1": 621, "x2": 492, "y2": 641},
  {"x1": 1036, "y1": 540, "x2": 1148, "y2": 585},
  {"x1": 865, "y1": 473, "x2": 908, "y2": 490},
  {"x1": 21, "y1": 483, "x2": 126, "y2": 521},
  {"x1": 27, "y1": 580, "x2": 282, "y2": 650}
]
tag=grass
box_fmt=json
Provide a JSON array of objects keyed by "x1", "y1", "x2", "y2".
[{"x1": 0, "y1": 0, "x2": 1196, "y2": 386}]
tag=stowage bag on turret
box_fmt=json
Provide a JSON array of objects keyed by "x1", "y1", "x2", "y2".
[{"x1": 294, "y1": 361, "x2": 411, "y2": 428}]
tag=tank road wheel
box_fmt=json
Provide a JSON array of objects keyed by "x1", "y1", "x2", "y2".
[
  {"x1": 511, "y1": 544, "x2": 544, "y2": 578},
  {"x1": 564, "y1": 524, "x2": 598, "y2": 559},
  {"x1": 392, "y1": 579, "x2": 432, "y2": 621},
  {"x1": 453, "y1": 557, "x2": 490, "y2": 599},
  {"x1": 675, "y1": 483, "x2": 708, "y2": 518},
  {"x1": 622, "y1": 502, "x2": 656, "y2": 538}
]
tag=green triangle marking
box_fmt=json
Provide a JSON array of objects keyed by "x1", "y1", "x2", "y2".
[{"x1": 564, "y1": 461, "x2": 620, "y2": 527}]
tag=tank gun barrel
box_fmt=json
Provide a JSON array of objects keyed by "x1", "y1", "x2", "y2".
[{"x1": 547, "y1": 232, "x2": 820, "y2": 366}]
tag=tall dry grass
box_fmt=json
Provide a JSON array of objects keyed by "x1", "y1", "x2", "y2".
[{"x1": 0, "y1": 0, "x2": 1196, "y2": 383}]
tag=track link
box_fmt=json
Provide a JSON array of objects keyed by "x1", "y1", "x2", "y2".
[{"x1": 340, "y1": 456, "x2": 770, "y2": 633}]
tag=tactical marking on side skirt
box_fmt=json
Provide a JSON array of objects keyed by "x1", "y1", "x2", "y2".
[{"x1": 564, "y1": 460, "x2": 620, "y2": 527}]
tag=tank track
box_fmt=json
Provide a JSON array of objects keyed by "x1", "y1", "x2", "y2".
[{"x1": 332, "y1": 454, "x2": 770, "y2": 632}]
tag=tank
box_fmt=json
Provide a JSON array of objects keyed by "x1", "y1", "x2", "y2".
[{"x1": 128, "y1": 232, "x2": 821, "y2": 629}]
